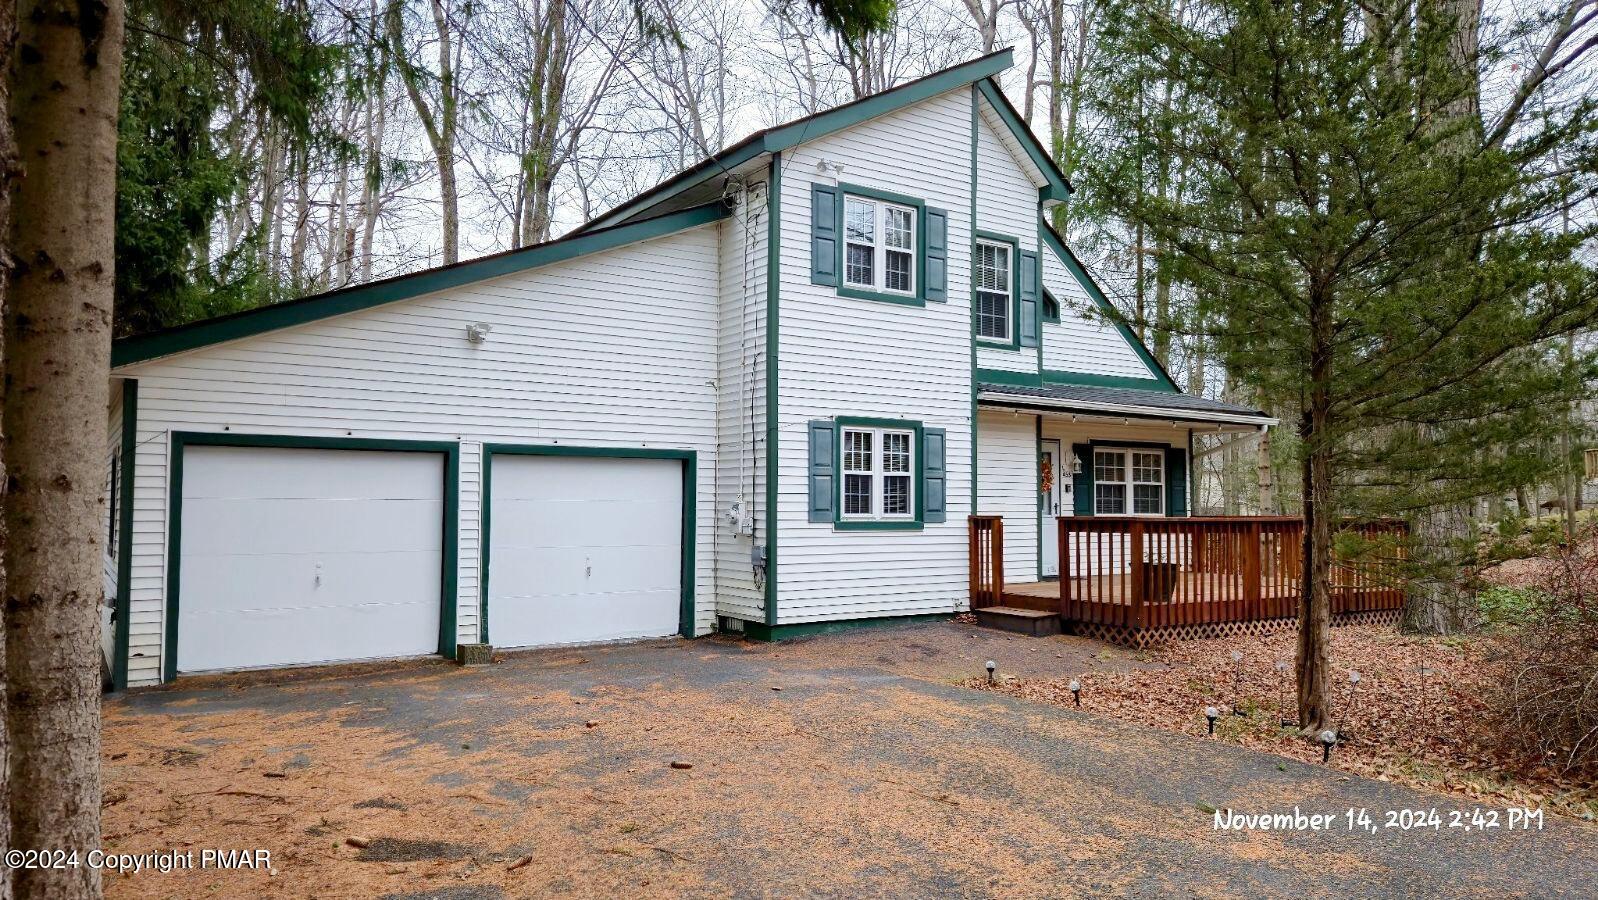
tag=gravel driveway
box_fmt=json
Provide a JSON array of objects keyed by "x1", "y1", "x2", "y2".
[{"x1": 103, "y1": 622, "x2": 1595, "y2": 898}]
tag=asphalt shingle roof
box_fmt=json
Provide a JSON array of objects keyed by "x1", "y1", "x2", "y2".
[{"x1": 978, "y1": 382, "x2": 1271, "y2": 419}]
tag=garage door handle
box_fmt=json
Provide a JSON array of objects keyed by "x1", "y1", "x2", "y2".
[{"x1": 585, "y1": 558, "x2": 592, "y2": 579}]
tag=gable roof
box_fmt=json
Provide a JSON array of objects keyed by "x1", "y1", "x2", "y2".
[
  {"x1": 112, "y1": 201, "x2": 728, "y2": 369},
  {"x1": 579, "y1": 48, "x2": 1071, "y2": 232},
  {"x1": 112, "y1": 52, "x2": 1073, "y2": 369},
  {"x1": 1038, "y1": 221, "x2": 1180, "y2": 393}
]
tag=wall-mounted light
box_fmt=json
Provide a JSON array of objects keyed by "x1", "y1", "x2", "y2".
[
  {"x1": 1066, "y1": 453, "x2": 1084, "y2": 476},
  {"x1": 466, "y1": 322, "x2": 493, "y2": 344}
]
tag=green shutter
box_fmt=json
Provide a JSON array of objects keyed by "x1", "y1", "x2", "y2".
[
  {"x1": 1018, "y1": 249, "x2": 1040, "y2": 347},
  {"x1": 924, "y1": 207, "x2": 948, "y2": 302},
  {"x1": 811, "y1": 184, "x2": 839, "y2": 285},
  {"x1": 1072, "y1": 443, "x2": 1093, "y2": 516},
  {"x1": 808, "y1": 420, "x2": 836, "y2": 522},
  {"x1": 923, "y1": 427, "x2": 947, "y2": 522},
  {"x1": 1165, "y1": 448, "x2": 1188, "y2": 517}
]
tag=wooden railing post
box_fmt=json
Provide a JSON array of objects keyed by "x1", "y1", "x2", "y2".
[
  {"x1": 1058, "y1": 516, "x2": 1070, "y2": 619},
  {"x1": 1129, "y1": 519, "x2": 1145, "y2": 628},
  {"x1": 1244, "y1": 520, "x2": 1262, "y2": 620}
]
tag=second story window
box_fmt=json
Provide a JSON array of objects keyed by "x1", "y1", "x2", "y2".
[
  {"x1": 975, "y1": 240, "x2": 1012, "y2": 341},
  {"x1": 843, "y1": 196, "x2": 916, "y2": 296}
]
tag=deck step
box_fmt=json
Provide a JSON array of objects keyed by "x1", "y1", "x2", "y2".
[{"x1": 973, "y1": 606, "x2": 1062, "y2": 637}]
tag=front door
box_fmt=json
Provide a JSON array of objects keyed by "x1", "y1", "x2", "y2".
[{"x1": 1040, "y1": 440, "x2": 1063, "y2": 577}]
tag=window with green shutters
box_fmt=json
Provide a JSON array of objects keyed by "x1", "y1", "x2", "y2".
[
  {"x1": 811, "y1": 182, "x2": 946, "y2": 305},
  {"x1": 808, "y1": 418, "x2": 947, "y2": 529}
]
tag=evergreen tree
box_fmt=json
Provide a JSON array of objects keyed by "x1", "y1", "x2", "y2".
[{"x1": 1085, "y1": 0, "x2": 1598, "y2": 730}]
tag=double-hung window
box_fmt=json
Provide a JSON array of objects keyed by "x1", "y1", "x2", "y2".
[
  {"x1": 843, "y1": 195, "x2": 916, "y2": 296},
  {"x1": 841, "y1": 425, "x2": 915, "y2": 521},
  {"x1": 974, "y1": 240, "x2": 1012, "y2": 341},
  {"x1": 1093, "y1": 448, "x2": 1164, "y2": 515}
]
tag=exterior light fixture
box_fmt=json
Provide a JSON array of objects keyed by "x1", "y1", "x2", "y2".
[
  {"x1": 1066, "y1": 453, "x2": 1083, "y2": 476},
  {"x1": 1205, "y1": 706, "x2": 1220, "y2": 735},
  {"x1": 465, "y1": 322, "x2": 492, "y2": 344},
  {"x1": 1069, "y1": 679, "x2": 1081, "y2": 707},
  {"x1": 986, "y1": 660, "x2": 996, "y2": 684},
  {"x1": 1319, "y1": 729, "x2": 1338, "y2": 763}
]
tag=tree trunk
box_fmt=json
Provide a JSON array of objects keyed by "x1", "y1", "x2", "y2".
[
  {"x1": 1296, "y1": 289, "x2": 1334, "y2": 734},
  {"x1": 1257, "y1": 427, "x2": 1275, "y2": 515},
  {"x1": 4, "y1": 0, "x2": 125, "y2": 894},
  {"x1": 0, "y1": 0, "x2": 16, "y2": 891}
]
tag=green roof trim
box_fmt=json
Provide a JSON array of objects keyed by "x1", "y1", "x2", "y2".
[
  {"x1": 974, "y1": 79, "x2": 1072, "y2": 204},
  {"x1": 1038, "y1": 222, "x2": 1179, "y2": 393},
  {"x1": 112, "y1": 202, "x2": 731, "y2": 368},
  {"x1": 582, "y1": 49, "x2": 1018, "y2": 233}
]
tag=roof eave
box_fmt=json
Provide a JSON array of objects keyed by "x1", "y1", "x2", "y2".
[
  {"x1": 977, "y1": 390, "x2": 1278, "y2": 428},
  {"x1": 579, "y1": 49, "x2": 1019, "y2": 234}
]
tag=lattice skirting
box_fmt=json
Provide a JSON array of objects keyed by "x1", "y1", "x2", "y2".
[{"x1": 1068, "y1": 609, "x2": 1401, "y2": 649}]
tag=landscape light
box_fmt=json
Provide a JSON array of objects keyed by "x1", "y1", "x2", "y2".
[
  {"x1": 1205, "y1": 706, "x2": 1219, "y2": 735},
  {"x1": 1069, "y1": 679, "x2": 1081, "y2": 707},
  {"x1": 1319, "y1": 729, "x2": 1338, "y2": 763},
  {"x1": 986, "y1": 660, "x2": 996, "y2": 684}
]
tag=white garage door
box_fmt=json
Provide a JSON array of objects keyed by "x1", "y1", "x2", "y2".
[
  {"x1": 488, "y1": 455, "x2": 682, "y2": 648},
  {"x1": 177, "y1": 445, "x2": 445, "y2": 672}
]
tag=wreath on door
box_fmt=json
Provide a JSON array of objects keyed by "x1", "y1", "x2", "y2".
[{"x1": 1040, "y1": 456, "x2": 1054, "y2": 494}]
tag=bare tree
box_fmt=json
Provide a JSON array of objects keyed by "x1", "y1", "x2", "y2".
[{"x1": 389, "y1": 0, "x2": 472, "y2": 264}]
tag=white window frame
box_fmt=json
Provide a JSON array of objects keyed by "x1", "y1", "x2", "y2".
[
  {"x1": 974, "y1": 239, "x2": 1013, "y2": 343},
  {"x1": 842, "y1": 195, "x2": 917, "y2": 297},
  {"x1": 840, "y1": 426, "x2": 916, "y2": 522},
  {"x1": 1092, "y1": 447, "x2": 1165, "y2": 516}
]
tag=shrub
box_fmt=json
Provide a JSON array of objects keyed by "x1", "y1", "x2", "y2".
[{"x1": 1488, "y1": 535, "x2": 1598, "y2": 782}]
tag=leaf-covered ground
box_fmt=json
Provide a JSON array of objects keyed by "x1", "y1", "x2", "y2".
[{"x1": 965, "y1": 623, "x2": 1598, "y2": 820}]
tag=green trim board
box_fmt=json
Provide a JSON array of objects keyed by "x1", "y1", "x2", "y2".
[
  {"x1": 972, "y1": 230, "x2": 1023, "y2": 350},
  {"x1": 764, "y1": 153, "x2": 781, "y2": 625},
  {"x1": 1038, "y1": 222, "x2": 1179, "y2": 392},
  {"x1": 974, "y1": 78, "x2": 1072, "y2": 203},
  {"x1": 831, "y1": 182, "x2": 930, "y2": 306},
  {"x1": 112, "y1": 379, "x2": 138, "y2": 691},
  {"x1": 737, "y1": 612, "x2": 952, "y2": 641},
  {"x1": 113, "y1": 202, "x2": 730, "y2": 369},
  {"x1": 161, "y1": 432, "x2": 462, "y2": 683},
  {"x1": 969, "y1": 84, "x2": 980, "y2": 516},
  {"x1": 478, "y1": 444, "x2": 699, "y2": 643},
  {"x1": 583, "y1": 50, "x2": 1017, "y2": 233},
  {"x1": 832, "y1": 416, "x2": 926, "y2": 531}
]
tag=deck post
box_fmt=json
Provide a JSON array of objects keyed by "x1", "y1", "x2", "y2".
[
  {"x1": 1244, "y1": 520, "x2": 1263, "y2": 620},
  {"x1": 1057, "y1": 517, "x2": 1069, "y2": 620},
  {"x1": 1129, "y1": 520, "x2": 1145, "y2": 629}
]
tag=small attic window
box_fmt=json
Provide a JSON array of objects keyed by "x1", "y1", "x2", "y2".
[{"x1": 1042, "y1": 287, "x2": 1060, "y2": 324}]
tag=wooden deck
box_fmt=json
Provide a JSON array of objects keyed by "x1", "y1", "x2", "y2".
[{"x1": 970, "y1": 514, "x2": 1407, "y2": 644}]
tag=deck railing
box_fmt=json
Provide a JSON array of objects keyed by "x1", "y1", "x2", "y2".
[
  {"x1": 968, "y1": 515, "x2": 1005, "y2": 609},
  {"x1": 1057, "y1": 516, "x2": 1407, "y2": 629}
]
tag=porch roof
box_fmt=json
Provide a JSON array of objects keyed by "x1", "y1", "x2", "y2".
[{"x1": 977, "y1": 381, "x2": 1278, "y2": 429}]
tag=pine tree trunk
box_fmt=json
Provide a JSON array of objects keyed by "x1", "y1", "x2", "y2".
[
  {"x1": 1296, "y1": 290, "x2": 1334, "y2": 733},
  {"x1": 0, "y1": 0, "x2": 16, "y2": 890},
  {"x1": 4, "y1": 0, "x2": 124, "y2": 894}
]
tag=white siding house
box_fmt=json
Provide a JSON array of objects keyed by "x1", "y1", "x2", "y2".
[{"x1": 105, "y1": 49, "x2": 1273, "y2": 686}]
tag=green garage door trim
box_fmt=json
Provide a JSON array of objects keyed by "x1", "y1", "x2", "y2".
[
  {"x1": 478, "y1": 444, "x2": 698, "y2": 646},
  {"x1": 162, "y1": 432, "x2": 461, "y2": 683}
]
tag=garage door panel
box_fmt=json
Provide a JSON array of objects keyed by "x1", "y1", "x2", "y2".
[
  {"x1": 494, "y1": 457, "x2": 678, "y2": 502},
  {"x1": 490, "y1": 588, "x2": 681, "y2": 648},
  {"x1": 177, "y1": 445, "x2": 444, "y2": 673},
  {"x1": 182, "y1": 498, "x2": 445, "y2": 556},
  {"x1": 180, "y1": 598, "x2": 441, "y2": 672},
  {"x1": 184, "y1": 447, "x2": 444, "y2": 500},
  {"x1": 488, "y1": 455, "x2": 684, "y2": 649},
  {"x1": 492, "y1": 545, "x2": 679, "y2": 598},
  {"x1": 181, "y1": 550, "x2": 444, "y2": 616},
  {"x1": 491, "y1": 498, "x2": 679, "y2": 549}
]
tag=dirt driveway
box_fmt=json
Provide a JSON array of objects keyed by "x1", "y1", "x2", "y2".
[{"x1": 103, "y1": 622, "x2": 1594, "y2": 898}]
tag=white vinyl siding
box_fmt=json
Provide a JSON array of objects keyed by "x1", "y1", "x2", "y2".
[
  {"x1": 715, "y1": 196, "x2": 768, "y2": 623},
  {"x1": 975, "y1": 410, "x2": 1037, "y2": 583},
  {"x1": 114, "y1": 225, "x2": 721, "y2": 686},
  {"x1": 1039, "y1": 240, "x2": 1159, "y2": 381},
  {"x1": 973, "y1": 99, "x2": 1041, "y2": 374},
  {"x1": 775, "y1": 87, "x2": 975, "y2": 624}
]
